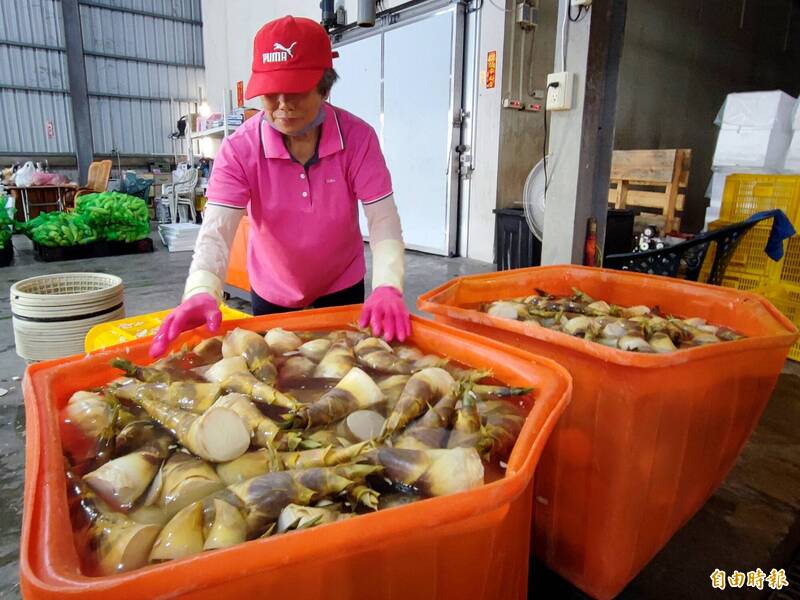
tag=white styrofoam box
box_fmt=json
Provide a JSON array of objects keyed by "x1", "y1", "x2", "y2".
[
  {"x1": 704, "y1": 170, "x2": 725, "y2": 229},
  {"x1": 785, "y1": 132, "x2": 800, "y2": 173},
  {"x1": 704, "y1": 183, "x2": 724, "y2": 230},
  {"x1": 792, "y1": 98, "x2": 800, "y2": 130},
  {"x1": 710, "y1": 170, "x2": 727, "y2": 199},
  {"x1": 715, "y1": 90, "x2": 796, "y2": 129},
  {"x1": 704, "y1": 206, "x2": 721, "y2": 230},
  {"x1": 704, "y1": 167, "x2": 768, "y2": 200},
  {"x1": 712, "y1": 126, "x2": 793, "y2": 169}
]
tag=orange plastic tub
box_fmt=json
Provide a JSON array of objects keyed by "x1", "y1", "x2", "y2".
[
  {"x1": 225, "y1": 216, "x2": 250, "y2": 293},
  {"x1": 20, "y1": 306, "x2": 571, "y2": 600},
  {"x1": 418, "y1": 266, "x2": 797, "y2": 600}
]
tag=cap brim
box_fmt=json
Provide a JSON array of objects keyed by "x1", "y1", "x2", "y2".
[{"x1": 244, "y1": 68, "x2": 324, "y2": 99}]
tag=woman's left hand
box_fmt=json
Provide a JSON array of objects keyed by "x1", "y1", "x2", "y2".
[{"x1": 359, "y1": 286, "x2": 411, "y2": 342}]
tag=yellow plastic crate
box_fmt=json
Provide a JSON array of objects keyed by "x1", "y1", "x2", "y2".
[
  {"x1": 84, "y1": 304, "x2": 250, "y2": 352},
  {"x1": 698, "y1": 239, "x2": 714, "y2": 283},
  {"x1": 702, "y1": 175, "x2": 800, "y2": 285},
  {"x1": 719, "y1": 174, "x2": 800, "y2": 226},
  {"x1": 757, "y1": 283, "x2": 800, "y2": 361},
  {"x1": 718, "y1": 270, "x2": 766, "y2": 292},
  {"x1": 779, "y1": 237, "x2": 800, "y2": 286},
  {"x1": 701, "y1": 220, "x2": 782, "y2": 281}
]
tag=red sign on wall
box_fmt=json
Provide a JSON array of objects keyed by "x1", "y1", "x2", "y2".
[
  {"x1": 236, "y1": 81, "x2": 244, "y2": 107},
  {"x1": 46, "y1": 120, "x2": 54, "y2": 138},
  {"x1": 486, "y1": 50, "x2": 497, "y2": 89}
]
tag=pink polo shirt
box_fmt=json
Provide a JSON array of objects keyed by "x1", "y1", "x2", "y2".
[{"x1": 206, "y1": 103, "x2": 393, "y2": 308}]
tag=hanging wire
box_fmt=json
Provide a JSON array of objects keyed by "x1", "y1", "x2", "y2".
[
  {"x1": 526, "y1": 26, "x2": 538, "y2": 97},
  {"x1": 542, "y1": 79, "x2": 560, "y2": 206},
  {"x1": 542, "y1": 97, "x2": 549, "y2": 195},
  {"x1": 568, "y1": 4, "x2": 588, "y2": 22},
  {"x1": 487, "y1": 0, "x2": 511, "y2": 12},
  {"x1": 559, "y1": 1, "x2": 569, "y2": 72},
  {"x1": 561, "y1": 3, "x2": 590, "y2": 70}
]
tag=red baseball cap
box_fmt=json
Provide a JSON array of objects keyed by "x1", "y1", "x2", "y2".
[{"x1": 245, "y1": 16, "x2": 334, "y2": 99}]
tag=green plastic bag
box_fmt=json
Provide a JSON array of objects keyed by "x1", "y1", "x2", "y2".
[
  {"x1": 76, "y1": 192, "x2": 150, "y2": 242},
  {"x1": 29, "y1": 212, "x2": 97, "y2": 247},
  {"x1": 0, "y1": 205, "x2": 14, "y2": 246}
]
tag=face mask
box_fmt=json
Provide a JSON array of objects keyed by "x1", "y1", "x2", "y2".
[{"x1": 268, "y1": 105, "x2": 326, "y2": 137}]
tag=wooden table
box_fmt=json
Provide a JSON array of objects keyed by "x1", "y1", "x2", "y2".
[{"x1": 4, "y1": 184, "x2": 77, "y2": 221}]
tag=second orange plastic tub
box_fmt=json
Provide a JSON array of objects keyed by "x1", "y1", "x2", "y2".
[
  {"x1": 225, "y1": 216, "x2": 251, "y2": 293},
  {"x1": 418, "y1": 265, "x2": 797, "y2": 599},
  {"x1": 20, "y1": 307, "x2": 571, "y2": 600}
]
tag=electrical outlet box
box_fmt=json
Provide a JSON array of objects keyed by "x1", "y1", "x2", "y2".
[
  {"x1": 546, "y1": 71, "x2": 573, "y2": 111},
  {"x1": 502, "y1": 98, "x2": 523, "y2": 110},
  {"x1": 516, "y1": 2, "x2": 538, "y2": 29},
  {"x1": 570, "y1": 0, "x2": 592, "y2": 6}
]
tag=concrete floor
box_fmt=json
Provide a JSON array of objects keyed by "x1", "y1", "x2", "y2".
[{"x1": 0, "y1": 233, "x2": 798, "y2": 598}]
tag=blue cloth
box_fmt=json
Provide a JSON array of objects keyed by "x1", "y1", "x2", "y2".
[
  {"x1": 120, "y1": 173, "x2": 150, "y2": 194},
  {"x1": 747, "y1": 209, "x2": 796, "y2": 261}
]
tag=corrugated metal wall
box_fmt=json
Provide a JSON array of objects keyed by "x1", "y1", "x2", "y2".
[
  {"x1": 0, "y1": 0, "x2": 74, "y2": 154},
  {"x1": 80, "y1": 0, "x2": 203, "y2": 155},
  {"x1": 0, "y1": 0, "x2": 204, "y2": 157}
]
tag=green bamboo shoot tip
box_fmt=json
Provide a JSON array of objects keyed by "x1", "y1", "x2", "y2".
[{"x1": 111, "y1": 358, "x2": 136, "y2": 376}]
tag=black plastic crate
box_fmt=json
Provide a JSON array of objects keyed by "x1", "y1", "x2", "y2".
[
  {"x1": 96, "y1": 237, "x2": 155, "y2": 257},
  {"x1": 605, "y1": 209, "x2": 635, "y2": 256},
  {"x1": 33, "y1": 241, "x2": 95, "y2": 262},
  {"x1": 494, "y1": 207, "x2": 542, "y2": 271},
  {"x1": 494, "y1": 207, "x2": 636, "y2": 271},
  {"x1": 0, "y1": 240, "x2": 12, "y2": 267},
  {"x1": 34, "y1": 237, "x2": 154, "y2": 262}
]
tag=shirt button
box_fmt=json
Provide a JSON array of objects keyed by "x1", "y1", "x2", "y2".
[
  {"x1": 300, "y1": 173, "x2": 306, "y2": 179},
  {"x1": 302, "y1": 191, "x2": 308, "y2": 198}
]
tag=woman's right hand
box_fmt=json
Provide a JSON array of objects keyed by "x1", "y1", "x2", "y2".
[{"x1": 149, "y1": 293, "x2": 222, "y2": 358}]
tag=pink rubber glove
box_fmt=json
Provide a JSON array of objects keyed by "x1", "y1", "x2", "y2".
[
  {"x1": 149, "y1": 293, "x2": 222, "y2": 358},
  {"x1": 359, "y1": 286, "x2": 411, "y2": 342}
]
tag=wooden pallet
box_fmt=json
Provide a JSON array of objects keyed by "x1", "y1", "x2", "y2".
[{"x1": 608, "y1": 148, "x2": 692, "y2": 233}]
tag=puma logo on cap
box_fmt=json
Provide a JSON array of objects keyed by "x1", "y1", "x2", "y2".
[{"x1": 263, "y1": 41, "x2": 297, "y2": 63}]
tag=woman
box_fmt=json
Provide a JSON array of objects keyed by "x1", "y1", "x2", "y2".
[{"x1": 150, "y1": 16, "x2": 410, "y2": 358}]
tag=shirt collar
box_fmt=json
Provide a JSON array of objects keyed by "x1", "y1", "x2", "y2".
[
  {"x1": 261, "y1": 103, "x2": 344, "y2": 160},
  {"x1": 318, "y1": 103, "x2": 345, "y2": 158}
]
